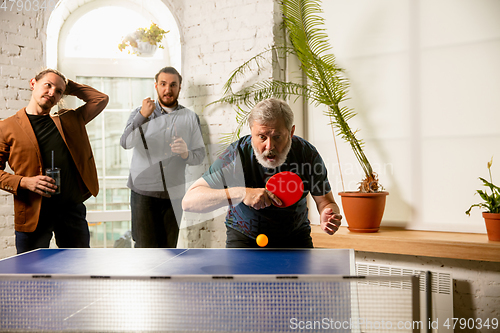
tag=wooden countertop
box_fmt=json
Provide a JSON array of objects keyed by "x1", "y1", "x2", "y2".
[{"x1": 311, "y1": 225, "x2": 500, "y2": 262}]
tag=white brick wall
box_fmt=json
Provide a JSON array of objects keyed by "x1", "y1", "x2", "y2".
[
  {"x1": 0, "y1": 0, "x2": 280, "y2": 254},
  {"x1": 179, "y1": 0, "x2": 278, "y2": 247},
  {"x1": 0, "y1": 9, "x2": 46, "y2": 258}
]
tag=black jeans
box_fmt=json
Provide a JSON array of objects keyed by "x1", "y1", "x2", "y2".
[
  {"x1": 15, "y1": 201, "x2": 89, "y2": 254},
  {"x1": 130, "y1": 191, "x2": 180, "y2": 248},
  {"x1": 225, "y1": 227, "x2": 314, "y2": 248}
]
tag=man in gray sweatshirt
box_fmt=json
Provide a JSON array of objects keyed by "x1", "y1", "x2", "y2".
[{"x1": 120, "y1": 67, "x2": 205, "y2": 248}]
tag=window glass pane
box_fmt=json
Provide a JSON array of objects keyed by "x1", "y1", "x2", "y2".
[
  {"x1": 105, "y1": 179, "x2": 131, "y2": 211},
  {"x1": 64, "y1": 7, "x2": 164, "y2": 60},
  {"x1": 104, "y1": 111, "x2": 132, "y2": 177},
  {"x1": 79, "y1": 76, "x2": 102, "y2": 89},
  {"x1": 89, "y1": 221, "x2": 131, "y2": 248},
  {"x1": 86, "y1": 191, "x2": 103, "y2": 212},
  {"x1": 88, "y1": 222, "x2": 105, "y2": 248},
  {"x1": 103, "y1": 78, "x2": 133, "y2": 110},
  {"x1": 75, "y1": 76, "x2": 156, "y2": 218},
  {"x1": 107, "y1": 221, "x2": 132, "y2": 247},
  {"x1": 131, "y1": 78, "x2": 155, "y2": 107}
]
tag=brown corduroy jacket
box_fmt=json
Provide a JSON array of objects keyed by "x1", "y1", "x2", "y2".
[{"x1": 0, "y1": 80, "x2": 108, "y2": 232}]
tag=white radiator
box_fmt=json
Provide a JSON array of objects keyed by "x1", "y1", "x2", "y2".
[{"x1": 356, "y1": 263, "x2": 454, "y2": 333}]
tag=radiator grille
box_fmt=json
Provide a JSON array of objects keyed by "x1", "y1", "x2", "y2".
[{"x1": 356, "y1": 263, "x2": 452, "y2": 295}]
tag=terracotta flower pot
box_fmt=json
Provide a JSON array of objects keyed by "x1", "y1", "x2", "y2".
[
  {"x1": 482, "y1": 212, "x2": 500, "y2": 241},
  {"x1": 339, "y1": 191, "x2": 389, "y2": 233}
]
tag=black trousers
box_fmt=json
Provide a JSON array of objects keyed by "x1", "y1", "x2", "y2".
[
  {"x1": 130, "y1": 191, "x2": 180, "y2": 248},
  {"x1": 15, "y1": 201, "x2": 89, "y2": 254},
  {"x1": 225, "y1": 226, "x2": 314, "y2": 248}
]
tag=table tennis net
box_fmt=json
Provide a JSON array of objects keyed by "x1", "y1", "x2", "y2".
[{"x1": 1, "y1": 275, "x2": 419, "y2": 333}]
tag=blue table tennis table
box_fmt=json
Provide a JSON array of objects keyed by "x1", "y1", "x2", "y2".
[
  {"x1": 0, "y1": 248, "x2": 355, "y2": 276},
  {"x1": 0, "y1": 249, "x2": 418, "y2": 333}
]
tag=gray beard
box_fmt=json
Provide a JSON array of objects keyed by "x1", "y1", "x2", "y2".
[{"x1": 252, "y1": 137, "x2": 292, "y2": 169}]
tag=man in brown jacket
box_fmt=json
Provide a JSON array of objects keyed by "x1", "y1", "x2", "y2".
[{"x1": 0, "y1": 69, "x2": 108, "y2": 254}]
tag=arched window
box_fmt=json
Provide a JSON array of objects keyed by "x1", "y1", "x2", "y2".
[{"x1": 47, "y1": 0, "x2": 181, "y2": 247}]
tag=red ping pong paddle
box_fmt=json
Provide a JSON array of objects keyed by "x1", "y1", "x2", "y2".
[{"x1": 265, "y1": 171, "x2": 304, "y2": 208}]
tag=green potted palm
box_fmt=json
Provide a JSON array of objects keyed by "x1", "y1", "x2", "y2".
[
  {"x1": 466, "y1": 157, "x2": 500, "y2": 241},
  {"x1": 118, "y1": 22, "x2": 169, "y2": 56},
  {"x1": 211, "y1": 0, "x2": 388, "y2": 232}
]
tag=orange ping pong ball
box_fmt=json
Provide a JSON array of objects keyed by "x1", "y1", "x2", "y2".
[{"x1": 256, "y1": 234, "x2": 268, "y2": 247}]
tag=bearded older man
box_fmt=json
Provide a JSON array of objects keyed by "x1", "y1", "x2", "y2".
[{"x1": 182, "y1": 98, "x2": 342, "y2": 248}]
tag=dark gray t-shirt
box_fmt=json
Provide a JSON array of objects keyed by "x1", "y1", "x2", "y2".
[{"x1": 203, "y1": 135, "x2": 331, "y2": 240}]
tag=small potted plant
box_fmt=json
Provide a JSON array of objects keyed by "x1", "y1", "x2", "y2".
[
  {"x1": 118, "y1": 22, "x2": 169, "y2": 57},
  {"x1": 466, "y1": 157, "x2": 500, "y2": 241}
]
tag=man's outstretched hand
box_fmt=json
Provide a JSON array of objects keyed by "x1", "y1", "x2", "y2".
[{"x1": 320, "y1": 207, "x2": 342, "y2": 235}]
